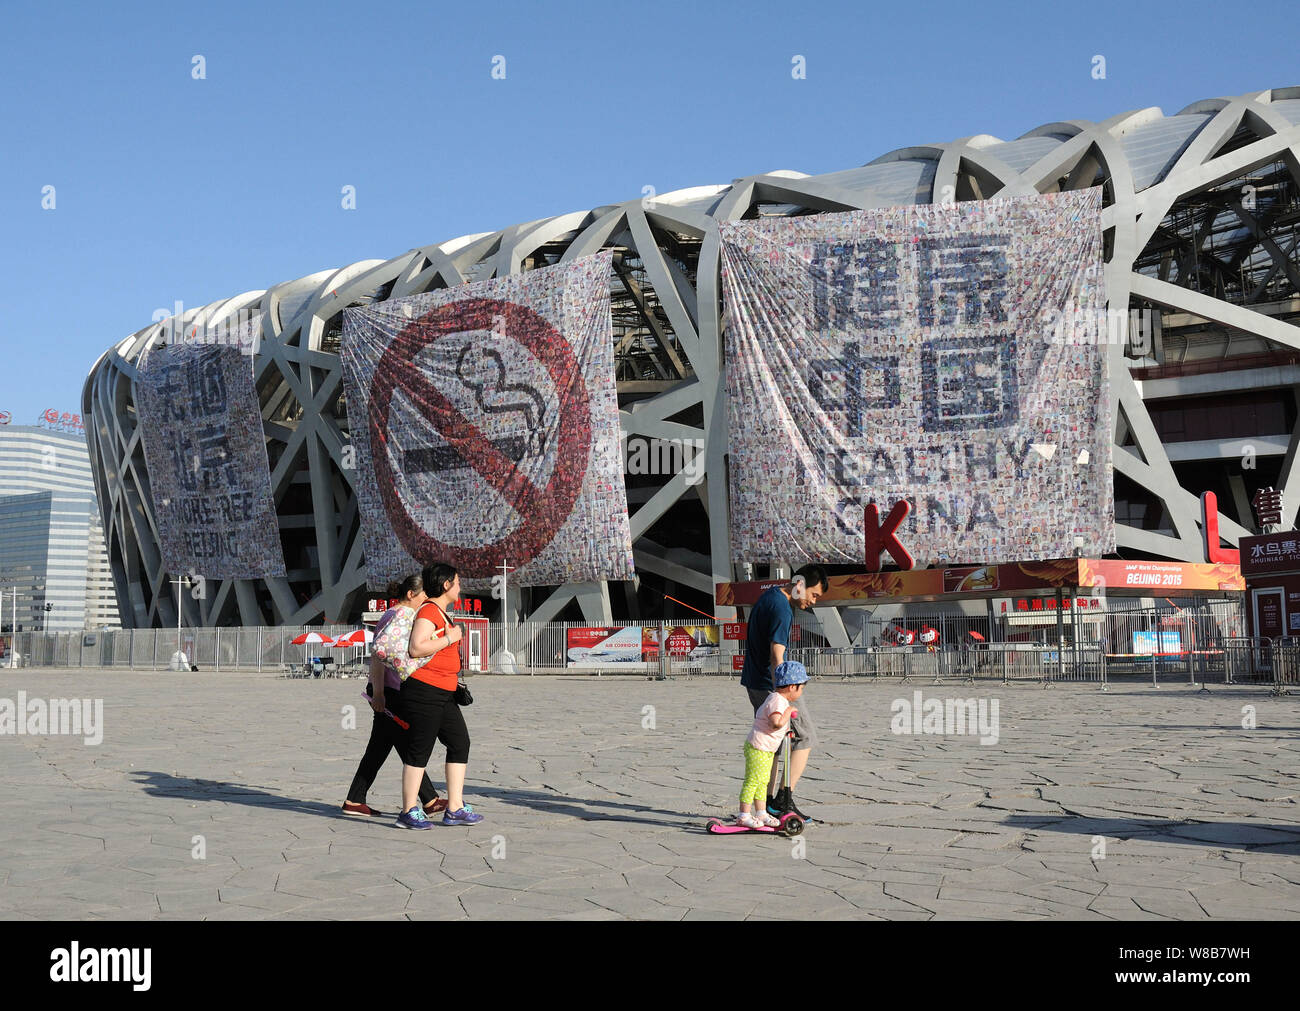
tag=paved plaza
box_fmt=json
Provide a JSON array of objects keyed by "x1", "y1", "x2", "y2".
[{"x1": 2, "y1": 669, "x2": 1299, "y2": 920}]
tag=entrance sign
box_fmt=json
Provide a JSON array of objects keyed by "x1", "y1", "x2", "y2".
[
  {"x1": 719, "y1": 189, "x2": 1113, "y2": 567},
  {"x1": 342, "y1": 253, "x2": 634, "y2": 588}
]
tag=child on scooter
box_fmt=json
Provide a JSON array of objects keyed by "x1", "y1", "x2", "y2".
[{"x1": 735, "y1": 661, "x2": 807, "y2": 829}]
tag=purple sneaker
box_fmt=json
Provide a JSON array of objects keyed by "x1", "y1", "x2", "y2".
[
  {"x1": 441, "y1": 805, "x2": 483, "y2": 826},
  {"x1": 396, "y1": 806, "x2": 434, "y2": 830}
]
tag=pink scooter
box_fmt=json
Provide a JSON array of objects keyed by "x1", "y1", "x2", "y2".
[{"x1": 707, "y1": 717, "x2": 806, "y2": 837}]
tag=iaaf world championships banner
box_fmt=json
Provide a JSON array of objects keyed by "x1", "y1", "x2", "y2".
[
  {"x1": 341, "y1": 252, "x2": 635, "y2": 588},
  {"x1": 719, "y1": 188, "x2": 1114, "y2": 567},
  {"x1": 134, "y1": 343, "x2": 285, "y2": 578}
]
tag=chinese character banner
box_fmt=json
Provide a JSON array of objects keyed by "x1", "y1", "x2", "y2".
[
  {"x1": 719, "y1": 189, "x2": 1113, "y2": 567},
  {"x1": 341, "y1": 252, "x2": 634, "y2": 589},
  {"x1": 134, "y1": 344, "x2": 285, "y2": 578}
]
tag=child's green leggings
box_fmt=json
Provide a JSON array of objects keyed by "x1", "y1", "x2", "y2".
[{"x1": 740, "y1": 742, "x2": 776, "y2": 806}]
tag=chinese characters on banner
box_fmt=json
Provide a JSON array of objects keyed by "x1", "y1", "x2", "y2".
[
  {"x1": 134, "y1": 344, "x2": 285, "y2": 578},
  {"x1": 719, "y1": 189, "x2": 1114, "y2": 567},
  {"x1": 341, "y1": 252, "x2": 634, "y2": 589}
]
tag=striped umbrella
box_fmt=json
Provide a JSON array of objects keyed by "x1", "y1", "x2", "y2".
[{"x1": 291, "y1": 631, "x2": 335, "y2": 663}]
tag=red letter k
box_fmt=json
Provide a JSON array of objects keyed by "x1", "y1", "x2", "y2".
[{"x1": 865, "y1": 500, "x2": 914, "y2": 572}]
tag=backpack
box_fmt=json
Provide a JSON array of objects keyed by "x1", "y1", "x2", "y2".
[{"x1": 371, "y1": 605, "x2": 426, "y2": 681}]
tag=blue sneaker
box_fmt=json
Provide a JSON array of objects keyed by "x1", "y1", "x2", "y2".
[
  {"x1": 442, "y1": 805, "x2": 484, "y2": 826},
  {"x1": 396, "y1": 806, "x2": 434, "y2": 830}
]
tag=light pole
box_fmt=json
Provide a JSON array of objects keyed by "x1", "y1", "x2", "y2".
[
  {"x1": 42, "y1": 601, "x2": 53, "y2": 634},
  {"x1": 171, "y1": 573, "x2": 190, "y2": 668},
  {"x1": 496, "y1": 559, "x2": 516, "y2": 674},
  {"x1": 7, "y1": 585, "x2": 15, "y2": 669},
  {"x1": 0, "y1": 567, "x2": 20, "y2": 668}
]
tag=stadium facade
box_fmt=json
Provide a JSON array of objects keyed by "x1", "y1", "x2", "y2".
[{"x1": 84, "y1": 87, "x2": 1300, "y2": 639}]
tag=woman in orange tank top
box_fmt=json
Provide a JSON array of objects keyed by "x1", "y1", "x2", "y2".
[{"x1": 390, "y1": 563, "x2": 482, "y2": 827}]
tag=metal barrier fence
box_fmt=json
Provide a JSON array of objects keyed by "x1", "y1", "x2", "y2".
[
  {"x1": 7, "y1": 599, "x2": 1291, "y2": 692},
  {"x1": 1277, "y1": 638, "x2": 1300, "y2": 693},
  {"x1": 787, "y1": 643, "x2": 1108, "y2": 686},
  {"x1": 5, "y1": 624, "x2": 373, "y2": 674}
]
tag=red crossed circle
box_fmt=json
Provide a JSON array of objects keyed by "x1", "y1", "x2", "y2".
[{"x1": 369, "y1": 297, "x2": 592, "y2": 576}]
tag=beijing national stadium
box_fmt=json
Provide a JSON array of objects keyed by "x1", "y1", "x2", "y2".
[{"x1": 83, "y1": 86, "x2": 1300, "y2": 640}]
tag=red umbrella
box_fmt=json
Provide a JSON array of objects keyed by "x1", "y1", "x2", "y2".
[
  {"x1": 291, "y1": 632, "x2": 335, "y2": 646},
  {"x1": 336, "y1": 629, "x2": 374, "y2": 647},
  {"x1": 291, "y1": 631, "x2": 334, "y2": 664}
]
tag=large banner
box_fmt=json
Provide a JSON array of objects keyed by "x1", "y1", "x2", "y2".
[
  {"x1": 135, "y1": 344, "x2": 285, "y2": 578},
  {"x1": 566, "y1": 626, "x2": 644, "y2": 666},
  {"x1": 719, "y1": 188, "x2": 1113, "y2": 567},
  {"x1": 342, "y1": 253, "x2": 634, "y2": 588},
  {"x1": 564, "y1": 625, "x2": 721, "y2": 666},
  {"x1": 641, "y1": 625, "x2": 720, "y2": 660}
]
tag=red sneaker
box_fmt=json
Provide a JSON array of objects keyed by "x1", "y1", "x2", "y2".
[
  {"x1": 424, "y1": 797, "x2": 448, "y2": 814},
  {"x1": 341, "y1": 801, "x2": 383, "y2": 817}
]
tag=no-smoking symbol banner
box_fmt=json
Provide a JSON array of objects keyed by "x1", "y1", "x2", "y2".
[{"x1": 341, "y1": 252, "x2": 634, "y2": 588}]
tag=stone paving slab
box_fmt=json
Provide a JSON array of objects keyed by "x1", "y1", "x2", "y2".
[{"x1": 2, "y1": 669, "x2": 1299, "y2": 920}]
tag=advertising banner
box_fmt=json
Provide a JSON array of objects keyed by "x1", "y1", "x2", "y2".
[
  {"x1": 1132, "y1": 630, "x2": 1183, "y2": 654},
  {"x1": 1078, "y1": 559, "x2": 1245, "y2": 593},
  {"x1": 342, "y1": 253, "x2": 634, "y2": 588},
  {"x1": 718, "y1": 558, "x2": 1244, "y2": 607},
  {"x1": 566, "y1": 626, "x2": 644, "y2": 666},
  {"x1": 134, "y1": 343, "x2": 284, "y2": 579},
  {"x1": 641, "y1": 625, "x2": 720, "y2": 660},
  {"x1": 719, "y1": 188, "x2": 1113, "y2": 568}
]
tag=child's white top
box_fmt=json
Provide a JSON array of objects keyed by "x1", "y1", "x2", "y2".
[{"x1": 748, "y1": 692, "x2": 790, "y2": 752}]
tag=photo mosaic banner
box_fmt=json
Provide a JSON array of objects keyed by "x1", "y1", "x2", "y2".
[
  {"x1": 341, "y1": 252, "x2": 635, "y2": 588},
  {"x1": 719, "y1": 188, "x2": 1114, "y2": 568},
  {"x1": 135, "y1": 343, "x2": 285, "y2": 578}
]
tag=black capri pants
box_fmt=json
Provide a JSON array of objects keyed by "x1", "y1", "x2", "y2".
[
  {"x1": 389, "y1": 676, "x2": 471, "y2": 767},
  {"x1": 346, "y1": 683, "x2": 439, "y2": 806}
]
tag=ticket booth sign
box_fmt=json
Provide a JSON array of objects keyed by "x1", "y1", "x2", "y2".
[{"x1": 1241, "y1": 532, "x2": 1300, "y2": 639}]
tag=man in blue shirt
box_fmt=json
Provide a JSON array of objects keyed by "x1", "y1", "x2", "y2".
[{"x1": 740, "y1": 564, "x2": 828, "y2": 820}]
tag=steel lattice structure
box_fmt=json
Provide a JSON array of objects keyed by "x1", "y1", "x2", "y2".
[{"x1": 85, "y1": 87, "x2": 1300, "y2": 636}]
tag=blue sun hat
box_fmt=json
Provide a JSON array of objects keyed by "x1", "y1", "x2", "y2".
[{"x1": 773, "y1": 660, "x2": 808, "y2": 687}]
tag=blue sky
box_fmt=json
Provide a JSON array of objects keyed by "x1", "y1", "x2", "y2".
[{"x1": 1, "y1": 0, "x2": 1295, "y2": 426}]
